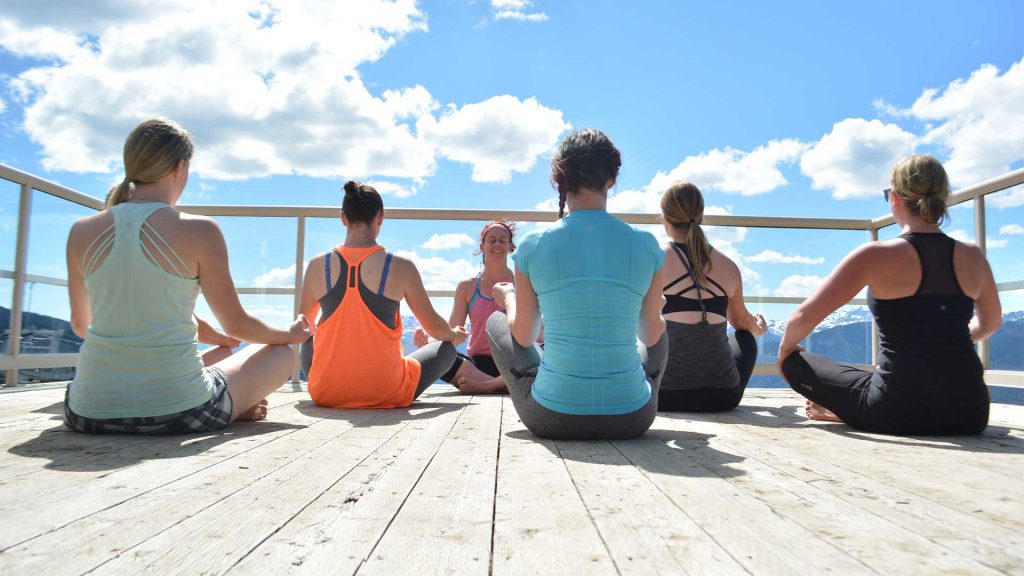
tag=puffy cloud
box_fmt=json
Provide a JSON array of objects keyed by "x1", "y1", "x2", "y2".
[
  {"x1": 647, "y1": 139, "x2": 806, "y2": 197},
  {"x1": 988, "y1": 238, "x2": 1008, "y2": 249},
  {"x1": 990, "y1": 186, "x2": 1024, "y2": 209},
  {"x1": 253, "y1": 264, "x2": 297, "y2": 288},
  {"x1": 492, "y1": 0, "x2": 549, "y2": 22},
  {"x1": 1, "y1": 1, "x2": 567, "y2": 187},
  {"x1": 903, "y1": 59, "x2": 1024, "y2": 186},
  {"x1": 422, "y1": 233, "x2": 476, "y2": 250},
  {"x1": 773, "y1": 275, "x2": 826, "y2": 297},
  {"x1": 946, "y1": 229, "x2": 974, "y2": 243},
  {"x1": 800, "y1": 119, "x2": 916, "y2": 200},
  {"x1": 419, "y1": 96, "x2": 570, "y2": 183},
  {"x1": 745, "y1": 250, "x2": 825, "y2": 265},
  {"x1": 999, "y1": 224, "x2": 1024, "y2": 235},
  {"x1": 366, "y1": 180, "x2": 418, "y2": 198},
  {"x1": 394, "y1": 250, "x2": 477, "y2": 290}
]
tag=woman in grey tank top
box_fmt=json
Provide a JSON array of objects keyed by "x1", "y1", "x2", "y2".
[{"x1": 659, "y1": 182, "x2": 767, "y2": 412}]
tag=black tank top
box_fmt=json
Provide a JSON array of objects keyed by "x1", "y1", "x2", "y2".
[{"x1": 662, "y1": 242, "x2": 729, "y2": 321}]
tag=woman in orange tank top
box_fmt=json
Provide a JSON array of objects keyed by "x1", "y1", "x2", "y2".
[{"x1": 299, "y1": 181, "x2": 467, "y2": 408}]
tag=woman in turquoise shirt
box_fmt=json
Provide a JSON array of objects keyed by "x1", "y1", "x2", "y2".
[
  {"x1": 64, "y1": 118, "x2": 313, "y2": 434},
  {"x1": 486, "y1": 129, "x2": 668, "y2": 440}
]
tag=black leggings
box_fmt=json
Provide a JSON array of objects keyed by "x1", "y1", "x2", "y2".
[
  {"x1": 781, "y1": 350, "x2": 989, "y2": 435},
  {"x1": 440, "y1": 353, "x2": 500, "y2": 383},
  {"x1": 658, "y1": 330, "x2": 758, "y2": 412},
  {"x1": 301, "y1": 338, "x2": 456, "y2": 400}
]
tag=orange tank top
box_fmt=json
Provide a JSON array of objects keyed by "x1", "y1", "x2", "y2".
[{"x1": 308, "y1": 245, "x2": 422, "y2": 408}]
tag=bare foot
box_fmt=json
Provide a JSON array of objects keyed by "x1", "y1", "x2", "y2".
[
  {"x1": 237, "y1": 398, "x2": 269, "y2": 421},
  {"x1": 456, "y1": 376, "x2": 506, "y2": 395},
  {"x1": 805, "y1": 400, "x2": 842, "y2": 423}
]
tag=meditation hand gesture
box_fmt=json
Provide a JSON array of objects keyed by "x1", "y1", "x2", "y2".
[
  {"x1": 413, "y1": 327, "x2": 430, "y2": 348},
  {"x1": 752, "y1": 313, "x2": 768, "y2": 337},
  {"x1": 492, "y1": 282, "x2": 516, "y2": 309},
  {"x1": 288, "y1": 314, "x2": 316, "y2": 344}
]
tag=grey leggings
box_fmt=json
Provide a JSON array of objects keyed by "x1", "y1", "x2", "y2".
[
  {"x1": 486, "y1": 312, "x2": 669, "y2": 440},
  {"x1": 301, "y1": 338, "x2": 456, "y2": 400}
]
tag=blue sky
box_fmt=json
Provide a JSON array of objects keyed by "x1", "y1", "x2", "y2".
[{"x1": 1, "y1": 0, "x2": 1022, "y2": 329}]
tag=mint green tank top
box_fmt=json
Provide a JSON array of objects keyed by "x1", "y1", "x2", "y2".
[{"x1": 68, "y1": 202, "x2": 215, "y2": 419}]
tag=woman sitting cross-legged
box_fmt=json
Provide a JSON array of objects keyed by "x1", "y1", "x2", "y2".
[
  {"x1": 658, "y1": 182, "x2": 767, "y2": 411},
  {"x1": 413, "y1": 220, "x2": 516, "y2": 395},
  {"x1": 299, "y1": 181, "x2": 467, "y2": 408},
  {"x1": 485, "y1": 128, "x2": 668, "y2": 440},
  {"x1": 65, "y1": 118, "x2": 313, "y2": 434},
  {"x1": 779, "y1": 154, "x2": 1001, "y2": 435}
]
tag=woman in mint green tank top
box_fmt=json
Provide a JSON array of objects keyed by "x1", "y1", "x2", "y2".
[{"x1": 64, "y1": 118, "x2": 314, "y2": 434}]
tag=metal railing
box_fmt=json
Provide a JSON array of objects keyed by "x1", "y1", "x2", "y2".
[{"x1": 2, "y1": 163, "x2": 1022, "y2": 388}]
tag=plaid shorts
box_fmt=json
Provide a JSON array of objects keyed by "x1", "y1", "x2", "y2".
[{"x1": 64, "y1": 367, "x2": 234, "y2": 435}]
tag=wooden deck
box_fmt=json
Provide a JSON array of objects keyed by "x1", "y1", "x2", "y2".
[{"x1": 0, "y1": 385, "x2": 1021, "y2": 576}]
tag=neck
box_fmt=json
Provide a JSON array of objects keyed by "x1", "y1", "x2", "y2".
[
  {"x1": 897, "y1": 212, "x2": 942, "y2": 234},
  {"x1": 344, "y1": 225, "x2": 377, "y2": 247},
  {"x1": 481, "y1": 258, "x2": 510, "y2": 278},
  {"x1": 126, "y1": 182, "x2": 178, "y2": 206},
  {"x1": 566, "y1": 187, "x2": 607, "y2": 213},
  {"x1": 668, "y1": 226, "x2": 689, "y2": 244}
]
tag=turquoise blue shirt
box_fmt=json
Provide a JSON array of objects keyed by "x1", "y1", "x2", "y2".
[{"x1": 512, "y1": 210, "x2": 664, "y2": 415}]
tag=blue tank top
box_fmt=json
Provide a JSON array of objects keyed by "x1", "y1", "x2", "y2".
[{"x1": 512, "y1": 210, "x2": 664, "y2": 415}]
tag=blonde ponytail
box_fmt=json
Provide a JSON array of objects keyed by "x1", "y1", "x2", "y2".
[
  {"x1": 105, "y1": 179, "x2": 133, "y2": 208},
  {"x1": 890, "y1": 154, "x2": 950, "y2": 225},
  {"x1": 661, "y1": 181, "x2": 712, "y2": 286}
]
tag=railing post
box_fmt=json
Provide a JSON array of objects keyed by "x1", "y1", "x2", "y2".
[
  {"x1": 291, "y1": 216, "x2": 305, "y2": 385},
  {"x1": 975, "y1": 195, "x2": 990, "y2": 369},
  {"x1": 869, "y1": 226, "x2": 880, "y2": 367},
  {"x1": 5, "y1": 184, "x2": 32, "y2": 387}
]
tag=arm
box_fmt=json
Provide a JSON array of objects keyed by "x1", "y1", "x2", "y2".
[
  {"x1": 448, "y1": 279, "x2": 472, "y2": 328},
  {"x1": 779, "y1": 244, "x2": 873, "y2": 360},
  {"x1": 299, "y1": 255, "x2": 323, "y2": 327},
  {"x1": 637, "y1": 268, "x2": 666, "y2": 346},
  {"x1": 66, "y1": 225, "x2": 91, "y2": 339},
  {"x1": 400, "y1": 259, "x2": 466, "y2": 345},
  {"x1": 498, "y1": 266, "x2": 541, "y2": 347},
  {"x1": 968, "y1": 249, "x2": 1002, "y2": 341},
  {"x1": 195, "y1": 219, "x2": 311, "y2": 344},
  {"x1": 195, "y1": 315, "x2": 240, "y2": 347},
  {"x1": 726, "y1": 263, "x2": 767, "y2": 336}
]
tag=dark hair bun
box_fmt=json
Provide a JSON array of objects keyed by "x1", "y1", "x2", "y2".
[{"x1": 343, "y1": 180, "x2": 359, "y2": 196}]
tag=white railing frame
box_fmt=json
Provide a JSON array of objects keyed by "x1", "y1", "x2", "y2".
[{"x1": 2, "y1": 163, "x2": 1022, "y2": 389}]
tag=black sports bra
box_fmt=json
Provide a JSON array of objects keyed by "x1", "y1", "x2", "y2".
[{"x1": 662, "y1": 242, "x2": 728, "y2": 322}]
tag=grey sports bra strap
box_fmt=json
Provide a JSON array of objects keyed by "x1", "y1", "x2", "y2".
[{"x1": 670, "y1": 243, "x2": 708, "y2": 324}]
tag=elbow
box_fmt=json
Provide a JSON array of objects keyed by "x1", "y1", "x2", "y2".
[{"x1": 71, "y1": 320, "x2": 89, "y2": 339}]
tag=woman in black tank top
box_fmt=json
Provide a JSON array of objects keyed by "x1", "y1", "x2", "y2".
[{"x1": 778, "y1": 155, "x2": 1002, "y2": 435}]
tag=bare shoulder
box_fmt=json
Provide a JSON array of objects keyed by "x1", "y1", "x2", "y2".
[{"x1": 67, "y1": 210, "x2": 112, "y2": 247}]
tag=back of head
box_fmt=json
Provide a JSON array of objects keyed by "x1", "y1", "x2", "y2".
[
  {"x1": 890, "y1": 154, "x2": 950, "y2": 225},
  {"x1": 342, "y1": 181, "x2": 384, "y2": 224},
  {"x1": 107, "y1": 118, "x2": 194, "y2": 208},
  {"x1": 550, "y1": 129, "x2": 621, "y2": 218},
  {"x1": 661, "y1": 181, "x2": 712, "y2": 287}
]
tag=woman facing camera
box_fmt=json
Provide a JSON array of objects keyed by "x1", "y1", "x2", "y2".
[
  {"x1": 414, "y1": 220, "x2": 515, "y2": 394},
  {"x1": 779, "y1": 154, "x2": 1001, "y2": 435},
  {"x1": 65, "y1": 118, "x2": 313, "y2": 434},
  {"x1": 486, "y1": 129, "x2": 668, "y2": 440},
  {"x1": 299, "y1": 181, "x2": 466, "y2": 408},
  {"x1": 659, "y1": 182, "x2": 767, "y2": 411}
]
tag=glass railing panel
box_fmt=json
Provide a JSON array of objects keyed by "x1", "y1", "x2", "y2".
[
  {"x1": 0, "y1": 179, "x2": 18, "y2": 273},
  {"x1": 0, "y1": 277, "x2": 12, "y2": 359},
  {"x1": 26, "y1": 189, "x2": 93, "y2": 278},
  {"x1": 215, "y1": 216, "x2": 298, "y2": 293},
  {"x1": 990, "y1": 289, "x2": 1023, "y2": 372}
]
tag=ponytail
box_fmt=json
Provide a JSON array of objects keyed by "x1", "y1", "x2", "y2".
[
  {"x1": 890, "y1": 154, "x2": 950, "y2": 226},
  {"x1": 661, "y1": 181, "x2": 712, "y2": 285},
  {"x1": 105, "y1": 179, "x2": 133, "y2": 208},
  {"x1": 685, "y1": 220, "x2": 712, "y2": 288},
  {"x1": 557, "y1": 189, "x2": 567, "y2": 219}
]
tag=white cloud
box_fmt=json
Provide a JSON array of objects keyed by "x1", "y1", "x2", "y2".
[
  {"x1": 419, "y1": 95, "x2": 570, "y2": 183},
  {"x1": 422, "y1": 233, "x2": 475, "y2": 250},
  {"x1": 774, "y1": 275, "x2": 826, "y2": 297},
  {"x1": 990, "y1": 186, "x2": 1024, "y2": 209},
  {"x1": 903, "y1": 59, "x2": 1024, "y2": 186},
  {"x1": 492, "y1": 0, "x2": 549, "y2": 22},
  {"x1": 999, "y1": 224, "x2": 1024, "y2": 235},
  {"x1": 0, "y1": 2, "x2": 567, "y2": 187},
  {"x1": 366, "y1": 180, "x2": 418, "y2": 198},
  {"x1": 988, "y1": 238, "x2": 1008, "y2": 249},
  {"x1": 800, "y1": 118, "x2": 916, "y2": 200},
  {"x1": 253, "y1": 264, "x2": 296, "y2": 288},
  {"x1": 745, "y1": 250, "x2": 825, "y2": 265},
  {"x1": 946, "y1": 229, "x2": 973, "y2": 243},
  {"x1": 394, "y1": 250, "x2": 477, "y2": 290},
  {"x1": 0, "y1": 96, "x2": 6, "y2": 115},
  {"x1": 647, "y1": 139, "x2": 806, "y2": 197}
]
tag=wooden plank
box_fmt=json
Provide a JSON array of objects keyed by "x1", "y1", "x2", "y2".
[
  {"x1": 614, "y1": 425, "x2": 875, "y2": 575},
  {"x1": 88, "y1": 392, "x2": 471, "y2": 575},
  {"x1": 664, "y1": 406, "x2": 1024, "y2": 574},
  {"x1": 491, "y1": 397, "x2": 618, "y2": 576},
  {"x1": 356, "y1": 394, "x2": 502, "y2": 575},
  {"x1": 557, "y1": 439, "x2": 748, "y2": 575},
  {"x1": 650, "y1": 422, "x2": 1007, "y2": 575}
]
